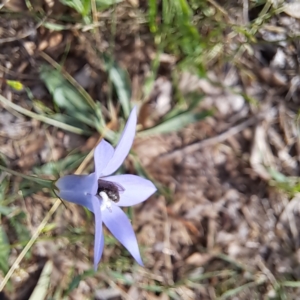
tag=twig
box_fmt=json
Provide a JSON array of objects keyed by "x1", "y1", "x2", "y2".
[
  {"x1": 207, "y1": 0, "x2": 229, "y2": 18},
  {"x1": 242, "y1": 0, "x2": 249, "y2": 25},
  {"x1": 256, "y1": 257, "x2": 279, "y2": 289},
  {"x1": 161, "y1": 197, "x2": 174, "y2": 285},
  {"x1": 158, "y1": 115, "x2": 260, "y2": 162}
]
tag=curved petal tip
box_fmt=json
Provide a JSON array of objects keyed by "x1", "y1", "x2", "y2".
[
  {"x1": 102, "y1": 203, "x2": 144, "y2": 266},
  {"x1": 101, "y1": 107, "x2": 137, "y2": 176}
]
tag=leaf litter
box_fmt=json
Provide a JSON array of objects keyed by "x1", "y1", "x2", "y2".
[{"x1": 1, "y1": 0, "x2": 300, "y2": 299}]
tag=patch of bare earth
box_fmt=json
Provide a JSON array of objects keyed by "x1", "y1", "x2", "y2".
[
  {"x1": 2, "y1": 0, "x2": 300, "y2": 299},
  {"x1": 134, "y1": 9, "x2": 300, "y2": 296}
]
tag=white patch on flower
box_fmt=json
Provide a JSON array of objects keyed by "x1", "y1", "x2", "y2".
[{"x1": 99, "y1": 191, "x2": 112, "y2": 212}]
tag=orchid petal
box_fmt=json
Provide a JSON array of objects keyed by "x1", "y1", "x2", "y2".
[
  {"x1": 101, "y1": 107, "x2": 137, "y2": 176},
  {"x1": 102, "y1": 203, "x2": 143, "y2": 266},
  {"x1": 94, "y1": 139, "x2": 114, "y2": 178},
  {"x1": 56, "y1": 173, "x2": 95, "y2": 191},
  {"x1": 91, "y1": 196, "x2": 104, "y2": 270},
  {"x1": 103, "y1": 175, "x2": 156, "y2": 207},
  {"x1": 58, "y1": 191, "x2": 93, "y2": 212},
  {"x1": 55, "y1": 173, "x2": 97, "y2": 211}
]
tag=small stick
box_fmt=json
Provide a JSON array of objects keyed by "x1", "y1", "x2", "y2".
[{"x1": 158, "y1": 115, "x2": 260, "y2": 162}]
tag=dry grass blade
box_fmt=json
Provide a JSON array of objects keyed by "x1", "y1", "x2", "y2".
[{"x1": 0, "y1": 200, "x2": 60, "y2": 291}]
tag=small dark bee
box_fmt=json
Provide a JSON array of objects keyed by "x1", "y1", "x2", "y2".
[{"x1": 97, "y1": 179, "x2": 124, "y2": 203}]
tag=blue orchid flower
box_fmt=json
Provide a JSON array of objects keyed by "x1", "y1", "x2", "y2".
[{"x1": 55, "y1": 107, "x2": 156, "y2": 269}]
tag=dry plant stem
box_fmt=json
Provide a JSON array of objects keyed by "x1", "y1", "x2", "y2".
[
  {"x1": 162, "y1": 197, "x2": 174, "y2": 285},
  {"x1": 0, "y1": 135, "x2": 105, "y2": 291},
  {"x1": 256, "y1": 257, "x2": 278, "y2": 289},
  {"x1": 207, "y1": 0, "x2": 232, "y2": 22},
  {"x1": 159, "y1": 115, "x2": 260, "y2": 162},
  {"x1": 91, "y1": 0, "x2": 99, "y2": 27},
  {"x1": 242, "y1": 0, "x2": 249, "y2": 24},
  {"x1": 207, "y1": 217, "x2": 216, "y2": 250},
  {"x1": 0, "y1": 200, "x2": 61, "y2": 292}
]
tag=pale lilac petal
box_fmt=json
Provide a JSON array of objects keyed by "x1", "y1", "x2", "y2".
[
  {"x1": 101, "y1": 107, "x2": 137, "y2": 176},
  {"x1": 103, "y1": 175, "x2": 156, "y2": 207},
  {"x1": 91, "y1": 196, "x2": 103, "y2": 270},
  {"x1": 56, "y1": 173, "x2": 95, "y2": 191},
  {"x1": 55, "y1": 173, "x2": 97, "y2": 211},
  {"x1": 94, "y1": 139, "x2": 114, "y2": 178},
  {"x1": 58, "y1": 191, "x2": 94, "y2": 212},
  {"x1": 102, "y1": 203, "x2": 143, "y2": 266}
]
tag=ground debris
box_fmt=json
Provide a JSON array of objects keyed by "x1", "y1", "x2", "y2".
[{"x1": 2, "y1": 0, "x2": 300, "y2": 299}]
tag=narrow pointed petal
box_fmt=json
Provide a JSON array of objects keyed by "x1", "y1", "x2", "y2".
[
  {"x1": 56, "y1": 173, "x2": 95, "y2": 191},
  {"x1": 101, "y1": 107, "x2": 137, "y2": 176},
  {"x1": 94, "y1": 139, "x2": 114, "y2": 178},
  {"x1": 103, "y1": 175, "x2": 156, "y2": 207},
  {"x1": 55, "y1": 173, "x2": 97, "y2": 211},
  {"x1": 91, "y1": 196, "x2": 104, "y2": 270},
  {"x1": 102, "y1": 203, "x2": 144, "y2": 266},
  {"x1": 58, "y1": 191, "x2": 94, "y2": 212}
]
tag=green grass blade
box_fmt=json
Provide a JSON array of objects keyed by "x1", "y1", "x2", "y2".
[
  {"x1": 102, "y1": 55, "x2": 131, "y2": 117},
  {"x1": 281, "y1": 281, "x2": 300, "y2": 288},
  {"x1": 219, "y1": 279, "x2": 265, "y2": 299},
  {"x1": 0, "y1": 94, "x2": 90, "y2": 135},
  {"x1": 138, "y1": 111, "x2": 211, "y2": 136},
  {"x1": 0, "y1": 226, "x2": 10, "y2": 274}
]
